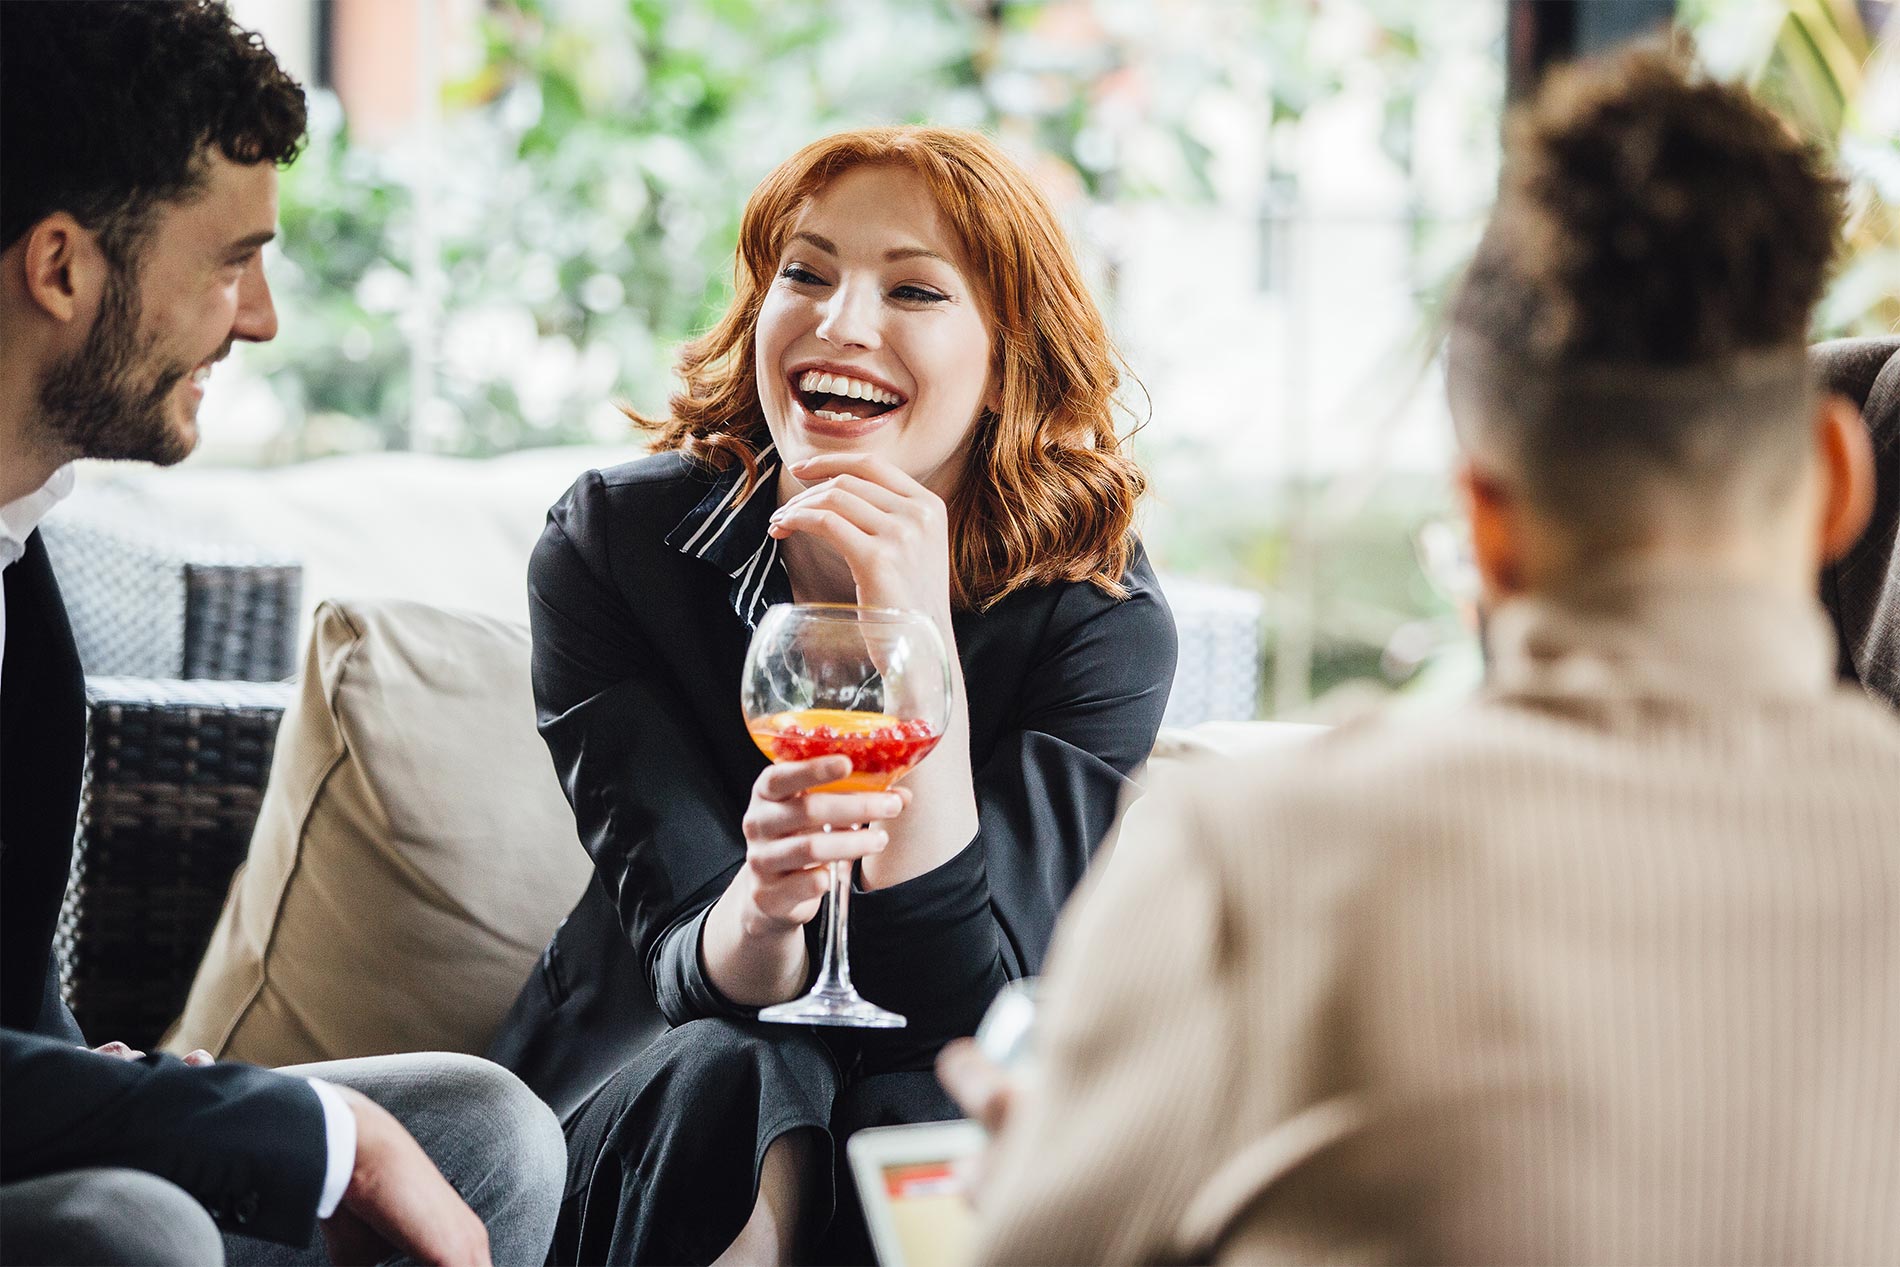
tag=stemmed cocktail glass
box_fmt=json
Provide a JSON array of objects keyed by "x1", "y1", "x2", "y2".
[{"x1": 742, "y1": 603, "x2": 950, "y2": 1028}]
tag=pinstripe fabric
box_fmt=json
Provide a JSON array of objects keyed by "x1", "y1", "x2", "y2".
[
  {"x1": 661, "y1": 443, "x2": 790, "y2": 628},
  {"x1": 975, "y1": 566, "x2": 1900, "y2": 1265}
]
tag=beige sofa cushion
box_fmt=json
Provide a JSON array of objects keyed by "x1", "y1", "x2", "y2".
[
  {"x1": 1146, "y1": 719, "x2": 1324, "y2": 777},
  {"x1": 163, "y1": 598, "x2": 594, "y2": 1065}
]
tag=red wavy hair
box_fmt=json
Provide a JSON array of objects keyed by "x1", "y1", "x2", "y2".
[{"x1": 632, "y1": 126, "x2": 1145, "y2": 610}]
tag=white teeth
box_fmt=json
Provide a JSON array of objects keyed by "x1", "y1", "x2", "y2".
[
  {"x1": 190, "y1": 366, "x2": 212, "y2": 385},
  {"x1": 795, "y1": 370, "x2": 900, "y2": 406},
  {"x1": 814, "y1": 409, "x2": 861, "y2": 422}
]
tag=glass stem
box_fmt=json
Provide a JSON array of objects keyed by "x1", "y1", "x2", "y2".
[{"x1": 812, "y1": 833, "x2": 855, "y2": 997}]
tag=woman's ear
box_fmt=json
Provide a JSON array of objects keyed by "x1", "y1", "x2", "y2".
[
  {"x1": 1456, "y1": 459, "x2": 1530, "y2": 602},
  {"x1": 1816, "y1": 392, "x2": 1875, "y2": 564}
]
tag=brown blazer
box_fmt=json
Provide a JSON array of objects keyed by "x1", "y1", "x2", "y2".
[{"x1": 975, "y1": 567, "x2": 1900, "y2": 1265}]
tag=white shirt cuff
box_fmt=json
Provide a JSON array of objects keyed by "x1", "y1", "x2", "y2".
[{"x1": 306, "y1": 1078, "x2": 357, "y2": 1220}]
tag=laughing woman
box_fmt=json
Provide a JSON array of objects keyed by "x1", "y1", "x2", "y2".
[{"x1": 491, "y1": 127, "x2": 1177, "y2": 1266}]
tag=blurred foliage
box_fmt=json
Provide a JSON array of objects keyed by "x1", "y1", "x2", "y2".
[
  {"x1": 1685, "y1": 0, "x2": 1900, "y2": 337},
  {"x1": 255, "y1": 0, "x2": 990, "y2": 458},
  {"x1": 246, "y1": 0, "x2": 1891, "y2": 716},
  {"x1": 254, "y1": 0, "x2": 1498, "y2": 462}
]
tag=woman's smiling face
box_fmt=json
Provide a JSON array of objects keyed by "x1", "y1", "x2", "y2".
[{"x1": 754, "y1": 164, "x2": 996, "y2": 498}]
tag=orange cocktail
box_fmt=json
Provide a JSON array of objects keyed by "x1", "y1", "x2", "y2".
[{"x1": 748, "y1": 708, "x2": 943, "y2": 792}]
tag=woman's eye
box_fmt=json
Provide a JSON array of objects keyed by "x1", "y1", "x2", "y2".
[
  {"x1": 892, "y1": 285, "x2": 948, "y2": 304},
  {"x1": 780, "y1": 264, "x2": 824, "y2": 285}
]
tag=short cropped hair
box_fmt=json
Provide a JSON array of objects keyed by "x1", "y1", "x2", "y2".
[
  {"x1": 0, "y1": 1, "x2": 306, "y2": 262},
  {"x1": 1447, "y1": 41, "x2": 1845, "y2": 540}
]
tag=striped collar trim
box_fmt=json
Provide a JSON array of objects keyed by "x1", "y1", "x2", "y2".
[{"x1": 665, "y1": 444, "x2": 793, "y2": 628}]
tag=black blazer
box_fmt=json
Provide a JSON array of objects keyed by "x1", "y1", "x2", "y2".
[
  {"x1": 0, "y1": 529, "x2": 327, "y2": 1246},
  {"x1": 489, "y1": 451, "x2": 1179, "y2": 1120},
  {"x1": 1, "y1": 531, "x2": 86, "y2": 1040}
]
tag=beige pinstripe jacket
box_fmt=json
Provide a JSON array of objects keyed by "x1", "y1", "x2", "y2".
[{"x1": 974, "y1": 567, "x2": 1900, "y2": 1265}]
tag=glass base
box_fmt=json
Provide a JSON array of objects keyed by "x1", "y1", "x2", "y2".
[{"x1": 758, "y1": 987, "x2": 907, "y2": 1029}]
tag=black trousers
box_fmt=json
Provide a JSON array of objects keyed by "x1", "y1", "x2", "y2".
[{"x1": 554, "y1": 1017, "x2": 958, "y2": 1265}]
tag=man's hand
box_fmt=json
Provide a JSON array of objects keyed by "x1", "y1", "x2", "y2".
[
  {"x1": 90, "y1": 1040, "x2": 145, "y2": 1060},
  {"x1": 90, "y1": 1042, "x2": 215, "y2": 1066},
  {"x1": 320, "y1": 1085, "x2": 491, "y2": 1267},
  {"x1": 936, "y1": 1038, "x2": 1015, "y2": 1135},
  {"x1": 937, "y1": 1039, "x2": 1020, "y2": 1200}
]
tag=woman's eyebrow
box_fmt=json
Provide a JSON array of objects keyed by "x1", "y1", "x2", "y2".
[{"x1": 788, "y1": 231, "x2": 949, "y2": 266}]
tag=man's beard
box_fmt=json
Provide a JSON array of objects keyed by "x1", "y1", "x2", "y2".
[{"x1": 35, "y1": 267, "x2": 195, "y2": 466}]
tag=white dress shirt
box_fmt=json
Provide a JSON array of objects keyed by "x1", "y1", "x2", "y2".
[
  {"x1": 306, "y1": 1079, "x2": 357, "y2": 1218},
  {"x1": 4, "y1": 464, "x2": 356, "y2": 1219}
]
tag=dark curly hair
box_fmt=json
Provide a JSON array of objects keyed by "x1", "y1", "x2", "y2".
[
  {"x1": 1, "y1": 0, "x2": 307, "y2": 263},
  {"x1": 1447, "y1": 40, "x2": 1846, "y2": 540},
  {"x1": 1454, "y1": 39, "x2": 1842, "y2": 366}
]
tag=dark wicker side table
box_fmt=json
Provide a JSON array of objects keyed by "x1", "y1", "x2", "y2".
[{"x1": 56, "y1": 677, "x2": 294, "y2": 1047}]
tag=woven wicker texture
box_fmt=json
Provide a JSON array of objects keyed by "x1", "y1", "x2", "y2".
[
  {"x1": 1163, "y1": 577, "x2": 1265, "y2": 727},
  {"x1": 41, "y1": 508, "x2": 301, "y2": 682},
  {"x1": 56, "y1": 678, "x2": 294, "y2": 1048}
]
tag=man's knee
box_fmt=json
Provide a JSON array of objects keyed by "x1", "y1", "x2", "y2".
[
  {"x1": 442, "y1": 1053, "x2": 566, "y2": 1196},
  {"x1": 0, "y1": 1168, "x2": 224, "y2": 1267},
  {"x1": 383, "y1": 1053, "x2": 564, "y2": 1209}
]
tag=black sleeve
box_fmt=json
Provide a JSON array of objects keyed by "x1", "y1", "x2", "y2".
[
  {"x1": 1, "y1": 1028, "x2": 328, "y2": 1245},
  {"x1": 528, "y1": 473, "x2": 749, "y2": 1026},
  {"x1": 846, "y1": 555, "x2": 1178, "y2": 1045}
]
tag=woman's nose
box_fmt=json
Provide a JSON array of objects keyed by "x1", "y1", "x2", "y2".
[{"x1": 815, "y1": 281, "x2": 880, "y2": 350}]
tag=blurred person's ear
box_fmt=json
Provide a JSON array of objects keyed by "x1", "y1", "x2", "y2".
[
  {"x1": 15, "y1": 213, "x2": 106, "y2": 327},
  {"x1": 1816, "y1": 392, "x2": 1875, "y2": 564},
  {"x1": 1457, "y1": 459, "x2": 1531, "y2": 602}
]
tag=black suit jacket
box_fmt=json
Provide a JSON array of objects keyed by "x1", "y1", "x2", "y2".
[
  {"x1": 0, "y1": 528, "x2": 326, "y2": 1245},
  {"x1": 0, "y1": 531, "x2": 86, "y2": 1040}
]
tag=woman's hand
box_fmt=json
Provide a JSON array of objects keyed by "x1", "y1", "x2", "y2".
[
  {"x1": 767, "y1": 451, "x2": 977, "y2": 890},
  {"x1": 703, "y1": 755, "x2": 911, "y2": 1006},
  {"x1": 735, "y1": 756, "x2": 908, "y2": 935},
  {"x1": 769, "y1": 454, "x2": 953, "y2": 623}
]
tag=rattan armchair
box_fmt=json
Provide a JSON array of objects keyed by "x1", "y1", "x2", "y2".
[
  {"x1": 58, "y1": 679, "x2": 294, "y2": 1048},
  {"x1": 41, "y1": 504, "x2": 302, "y2": 683},
  {"x1": 41, "y1": 501, "x2": 304, "y2": 1045}
]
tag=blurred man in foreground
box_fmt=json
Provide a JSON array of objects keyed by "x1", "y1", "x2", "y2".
[
  {"x1": 1, "y1": 5, "x2": 563, "y2": 1263},
  {"x1": 953, "y1": 42, "x2": 1899, "y2": 1265}
]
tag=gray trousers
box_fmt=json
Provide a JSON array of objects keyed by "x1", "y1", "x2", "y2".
[{"x1": 0, "y1": 1052, "x2": 565, "y2": 1267}]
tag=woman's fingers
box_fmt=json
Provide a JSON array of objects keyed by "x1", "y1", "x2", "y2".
[
  {"x1": 743, "y1": 789, "x2": 906, "y2": 841},
  {"x1": 752, "y1": 867, "x2": 831, "y2": 925},
  {"x1": 765, "y1": 500, "x2": 879, "y2": 551},
  {"x1": 748, "y1": 826, "x2": 889, "y2": 877},
  {"x1": 790, "y1": 453, "x2": 930, "y2": 499},
  {"x1": 770, "y1": 486, "x2": 892, "y2": 540},
  {"x1": 754, "y1": 756, "x2": 853, "y2": 802},
  {"x1": 778, "y1": 472, "x2": 910, "y2": 517}
]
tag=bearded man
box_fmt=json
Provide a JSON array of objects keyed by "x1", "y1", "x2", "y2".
[{"x1": 1, "y1": 6, "x2": 563, "y2": 1265}]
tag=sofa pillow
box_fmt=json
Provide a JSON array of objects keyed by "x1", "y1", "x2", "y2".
[
  {"x1": 1145, "y1": 719, "x2": 1324, "y2": 780},
  {"x1": 163, "y1": 598, "x2": 595, "y2": 1066}
]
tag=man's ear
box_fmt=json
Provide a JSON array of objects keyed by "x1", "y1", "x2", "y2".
[
  {"x1": 1816, "y1": 391, "x2": 1875, "y2": 564},
  {"x1": 17, "y1": 213, "x2": 104, "y2": 324},
  {"x1": 1456, "y1": 458, "x2": 1530, "y2": 602}
]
